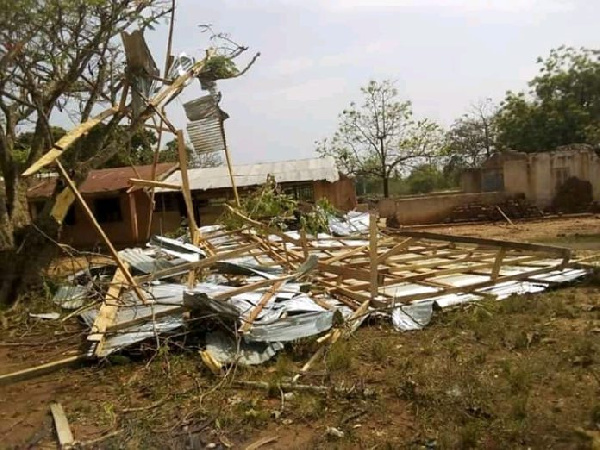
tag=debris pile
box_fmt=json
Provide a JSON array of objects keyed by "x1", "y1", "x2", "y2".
[
  {"x1": 443, "y1": 196, "x2": 543, "y2": 224},
  {"x1": 9, "y1": 206, "x2": 590, "y2": 383}
]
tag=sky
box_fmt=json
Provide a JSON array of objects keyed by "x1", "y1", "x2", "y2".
[{"x1": 141, "y1": 0, "x2": 600, "y2": 164}]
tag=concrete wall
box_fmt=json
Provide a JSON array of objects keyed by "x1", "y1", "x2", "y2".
[
  {"x1": 379, "y1": 191, "x2": 508, "y2": 225},
  {"x1": 502, "y1": 148, "x2": 600, "y2": 208}
]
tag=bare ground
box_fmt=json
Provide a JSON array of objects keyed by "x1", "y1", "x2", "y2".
[{"x1": 1, "y1": 216, "x2": 599, "y2": 449}]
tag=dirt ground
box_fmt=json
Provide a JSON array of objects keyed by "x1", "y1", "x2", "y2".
[{"x1": 1, "y1": 216, "x2": 599, "y2": 449}]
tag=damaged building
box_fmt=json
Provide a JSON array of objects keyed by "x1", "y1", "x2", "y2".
[
  {"x1": 462, "y1": 145, "x2": 600, "y2": 208},
  {"x1": 27, "y1": 157, "x2": 356, "y2": 248},
  {"x1": 153, "y1": 156, "x2": 357, "y2": 228}
]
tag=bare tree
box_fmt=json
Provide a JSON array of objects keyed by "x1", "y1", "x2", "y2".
[
  {"x1": 316, "y1": 80, "x2": 442, "y2": 197},
  {"x1": 443, "y1": 98, "x2": 498, "y2": 169}
]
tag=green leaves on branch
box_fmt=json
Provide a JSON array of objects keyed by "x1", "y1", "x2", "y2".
[
  {"x1": 496, "y1": 46, "x2": 600, "y2": 151},
  {"x1": 316, "y1": 80, "x2": 443, "y2": 197}
]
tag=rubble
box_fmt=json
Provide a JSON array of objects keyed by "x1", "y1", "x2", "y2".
[{"x1": 6, "y1": 207, "x2": 589, "y2": 382}]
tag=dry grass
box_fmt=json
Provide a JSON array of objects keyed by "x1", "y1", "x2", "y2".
[{"x1": 1, "y1": 277, "x2": 600, "y2": 448}]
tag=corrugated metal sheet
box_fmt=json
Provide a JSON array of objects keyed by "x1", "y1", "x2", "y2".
[
  {"x1": 186, "y1": 119, "x2": 225, "y2": 155},
  {"x1": 28, "y1": 163, "x2": 177, "y2": 199},
  {"x1": 183, "y1": 95, "x2": 227, "y2": 155},
  {"x1": 157, "y1": 156, "x2": 340, "y2": 192}
]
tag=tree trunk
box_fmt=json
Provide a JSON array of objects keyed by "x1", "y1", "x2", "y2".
[
  {"x1": 382, "y1": 176, "x2": 390, "y2": 198},
  {"x1": 0, "y1": 181, "x2": 61, "y2": 305}
]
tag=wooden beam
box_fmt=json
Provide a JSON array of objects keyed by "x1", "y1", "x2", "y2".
[
  {"x1": 129, "y1": 192, "x2": 139, "y2": 244},
  {"x1": 88, "y1": 265, "x2": 129, "y2": 357},
  {"x1": 0, "y1": 355, "x2": 86, "y2": 386},
  {"x1": 129, "y1": 178, "x2": 181, "y2": 190},
  {"x1": 376, "y1": 238, "x2": 414, "y2": 264},
  {"x1": 50, "y1": 402, "x2": 75, "y2": 448},
  {"x1": 221, "y1": 119, "x2": 240, "y2": 207},
  {"x1": 23, "y1": 106, "x2": 120, "y2": 176},
  {"x1": 177, "y1": 129, "x2": 200, "y2": 288},
  {"x1": 239, "y1": 280, "x2": 285, "y2": 333},
  {"x1": 491, "y1": 248, "x2": 507, "y2": 280},
  {"x1": 387, "y1": 263, "x2": 566, "y2": 305},
  {"x1": 56, "y1": 161, "x2": 146, "y2": 303},
  {"x1": 391, "y1": 230, "x2": 571, "y2": 259}
]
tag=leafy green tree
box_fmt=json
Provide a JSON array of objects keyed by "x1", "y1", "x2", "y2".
[
  {"x1": 405, "y1": 163, "x2": 449, "y2": 194},
  {"x1": 496, "y1": 46, "x2": 600, "y2": 151},
  {"x1": 316, "y1": 80, "x2": 443, "y2": 197}
]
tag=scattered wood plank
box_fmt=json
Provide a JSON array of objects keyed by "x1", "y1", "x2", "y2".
[
  {"x1": 0, "y1": 355, "x2": 86, "y2": 386},
  {"x1": 22, "y1": 106, "x2": 119, "y2": 176},
  {"x1": 50, "y1": 402, "x2": 75, "y2": 448}
]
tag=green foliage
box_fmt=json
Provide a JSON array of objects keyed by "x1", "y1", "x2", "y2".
[
  {"x1": 496, "y1": 46, "x2": 600, "y2": 151},
  {"x1": 316, "y1": 80, "x2": 443, "y2": 197},
  {"x1": 57, "y1": 125, "x2": 158, "y2": 169},
  {"x1": 219, "y1": 176, "x2": 336, "y2": 234},
  {"x1": 200, "y1": 55, "x2": 239, "y2": 81},
  {"x1": 405, "y1": 163, "x2": 451, "y2": 194}
]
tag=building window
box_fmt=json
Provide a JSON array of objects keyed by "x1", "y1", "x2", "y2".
[
  {"x1": 94, "y1": 197, "x2": 122, "y2": 223},
  {"x1": 155, "y1": 193, "x2": 181, "y2": 212},
  {"x1": 554, "y1": 168, "x2": 570, "y2": 189},
  {"x1": 482, "y1": 169, "x2": 504, "y2": 192},
  {"x1": 283, "y1": 184, "x2": 315, "y2": 202}
]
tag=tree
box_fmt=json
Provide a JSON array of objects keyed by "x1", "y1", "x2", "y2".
[
  {"x1": 496, "y1": 46, "x2": 600, "y2": 151},
  {"x1": 0, "y1": 1, "x2": 258, "y2": 304},
  {"x1": 405, "y1": 163, "x2": 448, "y2": 194},
  {"x1": 160, "y1": 139, "x2": 224, "y2": 167},
  {"x1": 316, "y1": 80, "x2": 442, "y2": 197},
  {"x1": 442, "y1": 99, "x2": 498, "y2": 183}
]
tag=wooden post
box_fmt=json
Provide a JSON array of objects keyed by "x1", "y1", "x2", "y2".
[
  {"x1": 129, "y1": 192, "x2": 139, "y2": 244},
  {"x1": 300, "y1": 228, "x2": 309, "y2": 261},
  {"x1": 220, "y1": 117, "x2": 240, "y2": 207},
  {"x1": 369, "y1": 212, "x2": 378, "y2": 300},
  {"x1": 177, "y1": 129, "x2": 200, "y2": 288},
  {"x1": 56, "y1": 161, "x2": 146, "y2": 303},
  {"x1": 491, "y1": 247, "x2": 506, "y2": 280}
]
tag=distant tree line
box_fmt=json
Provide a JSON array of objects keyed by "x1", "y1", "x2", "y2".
[{"x1": 318, "y1": 46, "x2": 600, "y2": 197}]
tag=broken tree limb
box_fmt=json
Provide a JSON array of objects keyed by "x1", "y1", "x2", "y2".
[
  {"x1": 50, "y1": 402, "x2": 75, "y2": 448},
  {"x1": 55, "y1": 161, "x2": 146, "y2": 304},
  {"x1": 224, "y1": 204, "x2": 303, "y2": 247}
]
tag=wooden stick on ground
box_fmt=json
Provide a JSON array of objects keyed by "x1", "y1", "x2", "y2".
[
  {"x1": 50, "y1": 402, "x2": 75, "y2": 448},
  {"x1": 0, "y1": 355, "x2": 86, "y2": 386}
]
